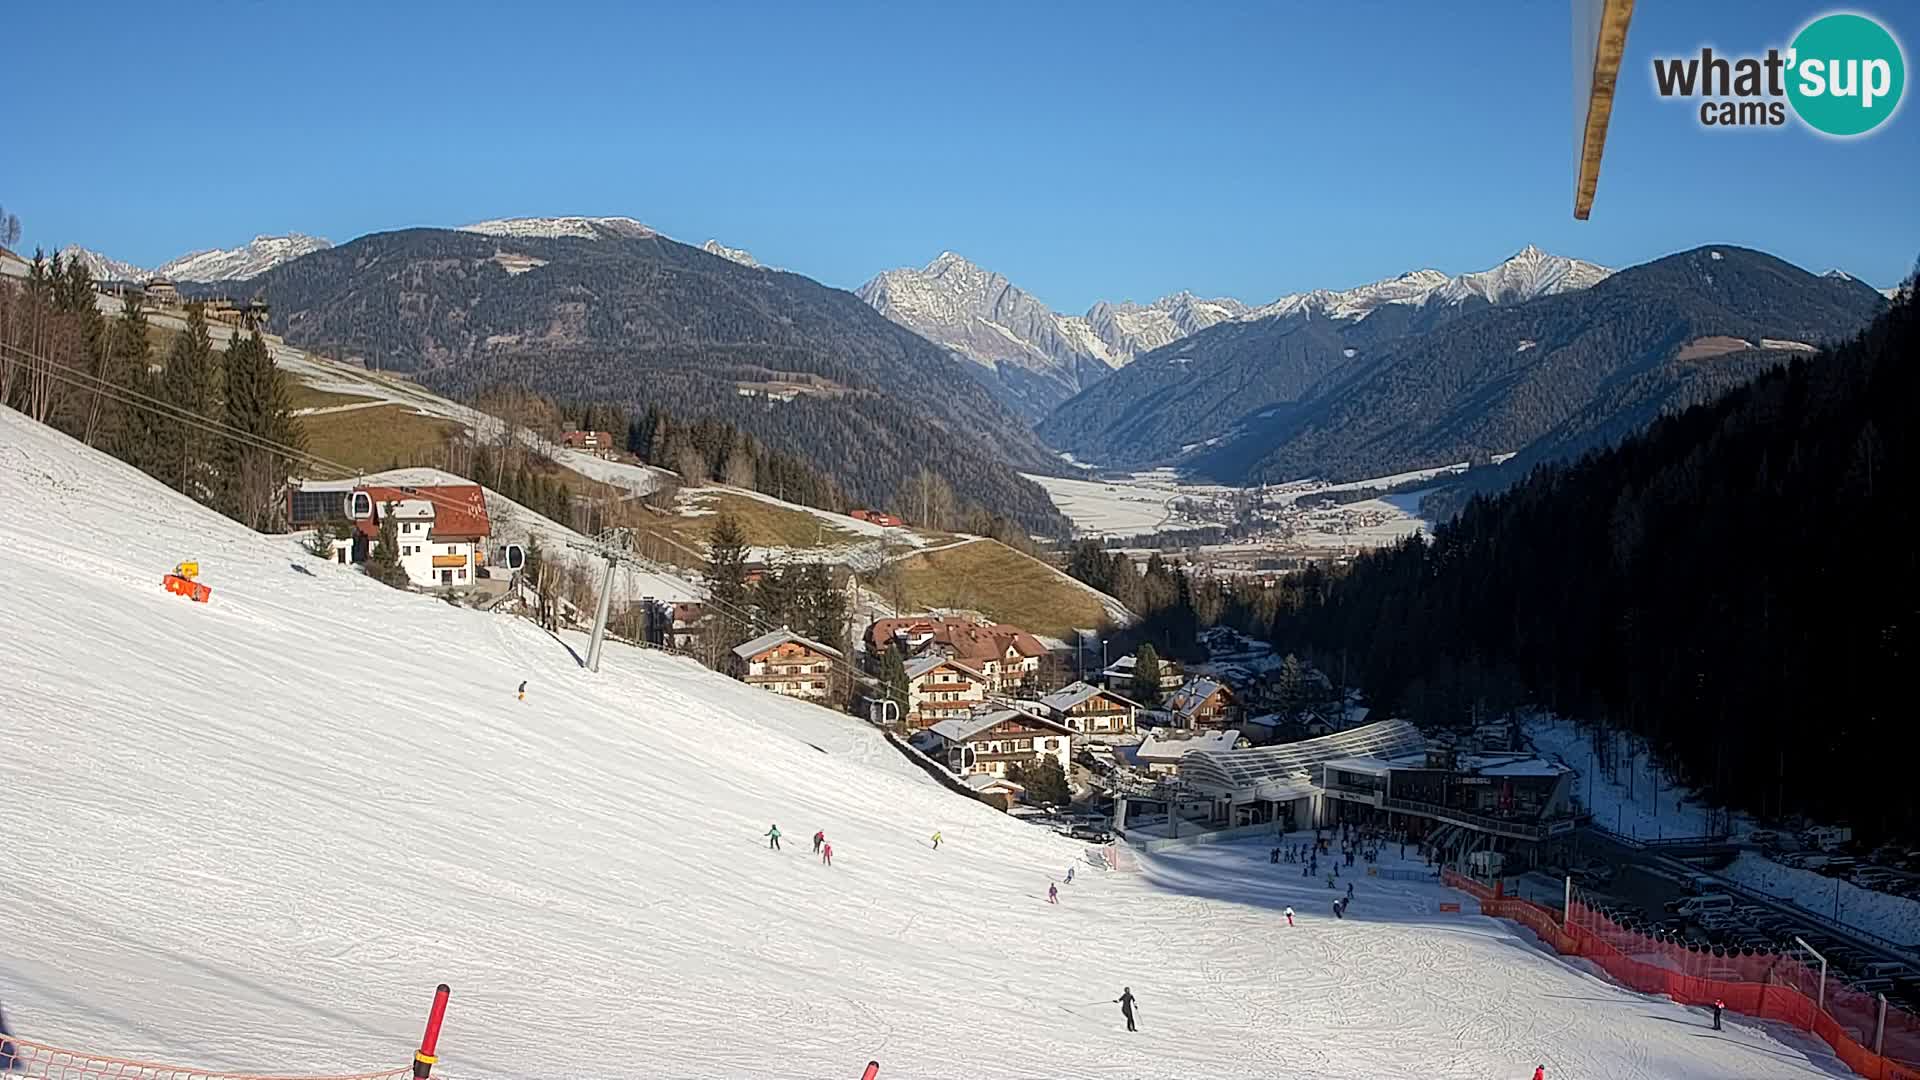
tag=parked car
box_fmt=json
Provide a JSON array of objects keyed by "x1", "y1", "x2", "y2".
[
  {"x1": 1748, "y1": 829, "x2": 1783, "y2": 847},
  {"x1": 1803, "y1": 826, "x2": 1854, "y2": 851},
  {"x1": 1676, "y1": 894, "x2": 1736, "y2": 920},
  {"x1": 1681, "y1": 873, "x2": 1719, "y2": 895},
  {"x1": 1069, "y1": 824, "x2": 1113, "y2": 843}
]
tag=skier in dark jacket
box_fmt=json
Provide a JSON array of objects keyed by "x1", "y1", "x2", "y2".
[
  {"x1": 1116, "y1": 988, "x2": 1137, "y2": 1032},
  {"x1": 1712, "y1": 998, "x2": 1724, "y2": 1030},
  {"x1": 813, "y1": 830, "x2": 826, "y2": 854}
]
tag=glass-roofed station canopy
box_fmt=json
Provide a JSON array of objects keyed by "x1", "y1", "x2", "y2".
[{"x1": 1116, "y1": 717, "x2": 1579, "y2": 864}]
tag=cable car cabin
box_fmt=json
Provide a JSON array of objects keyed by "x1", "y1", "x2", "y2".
[{"x1": 489, "y1": 542, "x2": 526, "y2": 574}]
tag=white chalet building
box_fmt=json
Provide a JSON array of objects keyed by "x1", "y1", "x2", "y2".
[{"x1": 903, "y1": 655, "x2": 989, "y2": 729}]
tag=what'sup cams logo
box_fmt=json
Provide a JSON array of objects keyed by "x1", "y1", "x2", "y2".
[{"x1": 1652, "y1": 11, "x2": 1905, "y2": 136}]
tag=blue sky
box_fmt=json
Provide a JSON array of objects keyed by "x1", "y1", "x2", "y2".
[{"x1": 7, "y1": 0, "x2": 1915, "y2": 310}]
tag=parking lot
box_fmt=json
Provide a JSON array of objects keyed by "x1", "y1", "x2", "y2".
[{"x1": 1555, "y1": 830, "x2": 1920, "y2": 1016}]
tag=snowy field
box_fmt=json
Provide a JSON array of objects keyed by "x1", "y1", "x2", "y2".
[
  {"x1": 1723, "y1": 853, "x2": 1920, "y2": 951},
  {"x1": 1022, "y1": 468, "x2": 1439, "y2": 550},
  {"x1": 1525, "y1": 714, "x2": 1721, "y2": 841},
  {"x1": 0, "y1": 408, "x2": 1851, "y2": 1080}
]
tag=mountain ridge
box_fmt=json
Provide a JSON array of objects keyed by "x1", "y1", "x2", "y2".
[
  {"x1": 228, "y1": 226, "x2": 1072, "y2": 533},
  {"x1": 1194, "y1": 245, "x2": 1890, "y2": 486},
  {"x1": 58, "y1": 233, "x2": 332, "y2": 283}
]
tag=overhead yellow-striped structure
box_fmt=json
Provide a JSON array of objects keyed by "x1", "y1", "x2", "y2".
[{"x1": 1572, "y1": 0, "x2": 1637, "y2": 219}]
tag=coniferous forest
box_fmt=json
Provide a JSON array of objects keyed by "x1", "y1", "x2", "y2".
[
  {"x1": 1062, "y1": 277, "x2": 1918, "y2": 838},
  {"x1": 1262, "y1": 279, "x2": 1918, "y2": 837}
]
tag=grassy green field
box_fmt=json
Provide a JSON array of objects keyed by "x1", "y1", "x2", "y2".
[
  {"x1": 285, "y1": 384, "x2": 381, "y2": 411},
  {"x1": 299, "y1": 405, "x2": 465, "y2": 476},
  {"x1": 891, "y1": 539, "x2": 1114, "y2": 639},
  {"x1": 648, "y1": 490, "x2": 872, "y2": 552}
]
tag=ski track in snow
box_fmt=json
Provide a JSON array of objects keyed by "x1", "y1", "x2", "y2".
[{"x1": 0, "y1": 407, "x2": 1850, "y2": 1080}]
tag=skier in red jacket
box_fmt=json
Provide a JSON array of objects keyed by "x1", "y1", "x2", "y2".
[{"x1": 1533, "y1": 1065, "x2": 1546, "y2": 1080}]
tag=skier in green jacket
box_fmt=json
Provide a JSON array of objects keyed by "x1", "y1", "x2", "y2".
[{"x1": 766, "y1": 824, "x2": 782, "y2": 851}]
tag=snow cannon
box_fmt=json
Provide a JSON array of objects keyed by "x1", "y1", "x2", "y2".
[{"x1": 162, "y1": 561, "x2": 212, "y2": 603}]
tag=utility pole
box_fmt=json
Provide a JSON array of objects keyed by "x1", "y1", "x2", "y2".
[{"x1": 567, "y1": 526, "x2": 656, "y2": 673}]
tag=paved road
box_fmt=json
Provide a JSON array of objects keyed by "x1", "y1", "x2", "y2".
[{"x1": 1574, "y1": 828, "x2": 1920, "y2": 972}]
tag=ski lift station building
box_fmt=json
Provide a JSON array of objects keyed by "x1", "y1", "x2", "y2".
[{"x1": 1115, "y1": 718, "x2": 1581, "y2": 864}]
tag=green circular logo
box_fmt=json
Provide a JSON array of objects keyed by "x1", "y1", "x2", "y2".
[{"x1": 1787, "y1": 13, "x2": 1906, "y2": 136}]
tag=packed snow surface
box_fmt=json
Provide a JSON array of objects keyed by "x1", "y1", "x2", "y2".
[{"x1": 0, "y1": 408, "x2": 1847, "y2": 1080}]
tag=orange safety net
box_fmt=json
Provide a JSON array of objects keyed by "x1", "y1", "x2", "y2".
[
  {"x1": 0, "y1": 1036, "x2": 414, "y2": 1080},
  {"x1": 1441, "y1": 868, "x2": 1920, "y2": 1080}
]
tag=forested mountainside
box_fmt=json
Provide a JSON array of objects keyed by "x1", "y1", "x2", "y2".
[
  {"x1": 1044, "y1": 247, "x2": 1886, "y2": 487},
  {"x1": 232, "y1": 229, "x2": 1071, "y2": 533},
  {"x1": 1037, "y1": 246, "x2": 1608, "y2": 467},
  {"x1": 1259, "y1": 278, "x2": 1917, "y2": 837}
]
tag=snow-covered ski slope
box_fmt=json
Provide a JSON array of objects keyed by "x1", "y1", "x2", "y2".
[{"x1": 0, "y1": 409, "x2": 1846, "y2": 1080}]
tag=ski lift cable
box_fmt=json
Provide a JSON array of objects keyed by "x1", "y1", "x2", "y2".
[{"x1": 17, "y1": 345, "x2": 886, "y2": 693}]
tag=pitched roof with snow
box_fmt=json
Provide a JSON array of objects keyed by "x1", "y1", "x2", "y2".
[
  {"x1": 1164, "y1": 678, "x2": 1229, "y2": 719},
  {"x1": 963, "y1": 773, "x2": 1025, "y2": 793},
  {"x1": 1038, "y1": 681, "x2": 1140, "y2": 713},
  {"x1": 732, "y1": 628, "x2": 844, "y2": 661},
  {"x1": 1135, "y1": 728, "x2": 1242, "y2": 764},
  {"x1": 925, "y1": 707, "x2": 1071, "y2": 744}
]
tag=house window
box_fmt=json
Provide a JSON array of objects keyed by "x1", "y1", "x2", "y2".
[
  {"x1": 1016, "y1": 739, "x2": 1032, "y2": 751},
  {"x1": 457, "y1": 569, "x2": 466, "y2": 581}
]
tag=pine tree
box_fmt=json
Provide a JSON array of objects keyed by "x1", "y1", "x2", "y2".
[
  {"x1": 874, "y1": 643, "x2": 910, "y2": 728},
  {"x1": 108, "y1": 292, "x2": 156, "y2": 471},
  {"x1": 1008, "y1": 757, "x2": 1070, "y2": 807},
  {"x1": 705, "y1": 511, "x2": 752, "y2": 662},
  {"x1": 799, "y1": 563, "x2": 848, "y2": 654},
  {"x1": 754, "y1": 557, "x2": 797, "y2": 628},
  {"x1": 155, "y1": 302, "x2": 216, "y2": 498},
  {"x1": 1131, "y1": 644, "x2": 1163, "y2": 707},
  {"x1": 218, "y1": 329, "x2": 305, "y2": 531},
  {"x1": 364, "y1": 504, "x2": 408, "y2": 588},
  {"x1": 1275, "y1": 653, "x2": 1309, "y2": 717}
]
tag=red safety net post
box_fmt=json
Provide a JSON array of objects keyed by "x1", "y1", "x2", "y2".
[
  {"x1": 860, "y1": 1062, "x2": 879, "y2": 1080},
  {"x1": 413, "y1": 985, "x2": 451, "y2": 1080}
]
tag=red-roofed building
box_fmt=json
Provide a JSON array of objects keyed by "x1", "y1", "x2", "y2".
[
  {"x1": 344, "y1": 483, "x2": 492, "y2": 588},
  {"x1": 864, "y1": 614, "x2": 1048, "y2": 693},
  {"x1": 850, "y1": 508, "x2": 903, "y2": 528},
  {"x1": 561, "y1": 430, "x2": 618, "y2": 458}
]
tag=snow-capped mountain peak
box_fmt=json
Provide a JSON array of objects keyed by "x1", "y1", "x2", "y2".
[
  {"x1": 1433, "y1": 245, "x2": 1611, "y2": 305},
  {"x1": 157, "y1": 234, "x2": 331, "y2": 282},
  {"x1": 57, "y1": 245, "x2": 149, "y2": 283},
  {"x1": 858, "y1": 253, "x2": 1247, "y2": 402},
  {"x1": 1242, "y1": 248, "x2": 1610, "y2": 324},
  {"x1": 700, "y1": 239, "x2": 761, "y2": 268},
  {"x1": 458, "y1": 216, "x2": 656, "y2": 241},
  {"x1": 55, "y1": 234, "x2": 331, "y2": 284}
]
